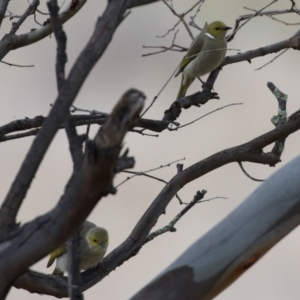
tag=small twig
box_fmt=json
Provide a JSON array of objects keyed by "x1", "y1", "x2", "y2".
[
  {"x1": 156, "y1": 19, "x2": 181, "y2": 38},
  {"x1": 33, "y1": 11, "x2": 42, "y2": 26},
  {"x1": 143, "y1": 30, "x2": 187, "y2": 56},
  {"x1": 244, "y1": 7, "x2": 300, "y2": 25},
  {"x1": 255, "y1": 49, "x2": 288, "y2": 71},
  {"x1": 142, "y1": 43, "x2": 187, "y2": 56},
  {"x1": 144, "y1": 190, "x2": 210, "y2": 244},
  {"x1": 158, "y1": 0, "x2": 203, "y2": 38},
  {"x1": 238, "y1": 162, "x2": 265, "y2": 182},
  {"x1": 180, "y1": 196, "x2": 227, "y2": 205},
  {"x1": 10, "y1": 0, "x2": 39, "y2": 34},
  {"x1": 227, "y1": 0, "x2": 278, "y2": 42},
  {"x1": 162, "y1": 0, "x2": 195, "y2": 40},
  {"x1": 131, "y1": 129, "x2": 159, "y2": 137},
  {"x1": 0, "y1": 60, "x2": 34, "y2": 68},
  {"x1": 290, "y1": 0, "x2": 296, "y2": 10},
  {"x1": 189, "y1": 0, "x2": 205, "y2": 30},
  {"x1": 116, "y1": 157, "x2": 186, "y2": 188},
  {"x1": 118, "y1": 170, "x2": 183, "y2": 203},
  {"x1": 242, "y1": 7, "x2": 300, "y2": 19},
  {"x1": 169, "y1": 103, "x2": 243, "y2": 131},
  {"x1": 71, "y1": 105, "x2": 108, "y2": 117},
  {"x1": 140, "y1": 65, "x2": 179, "y2": 117}
]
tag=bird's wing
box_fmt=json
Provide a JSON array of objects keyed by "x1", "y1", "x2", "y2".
[
  {"x1": 47, "y1": 243, "x2": 68, "y2": 268},
  {"x1": 175, "y1": 24, "x2": 207, "y2": 77}
]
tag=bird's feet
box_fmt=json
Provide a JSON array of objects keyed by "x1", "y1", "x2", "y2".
[{"x1": 197, "y1": 77, "x2": 214, "y2": 90}]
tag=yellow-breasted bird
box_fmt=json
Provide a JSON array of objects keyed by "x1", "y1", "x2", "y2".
[
  {"x1": 175, "y1": 21, "x2": 231, "y2": 100},
  {"x1": 47, "y1": 221, "x2": 109, "y2": 275}
]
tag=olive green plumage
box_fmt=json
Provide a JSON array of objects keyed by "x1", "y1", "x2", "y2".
[
  {"x1": 47, "y1": 221, "x2": 109, "y2": 276},
  {"x1": 175, "y1": 21, "x2": 231, "y2": 100}
]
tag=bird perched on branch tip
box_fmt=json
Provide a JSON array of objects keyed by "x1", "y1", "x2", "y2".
[{"x1": 175, "y1": 21, "x2": 231, "y2": 100}]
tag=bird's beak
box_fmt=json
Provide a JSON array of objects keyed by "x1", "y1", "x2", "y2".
[
  {"x1": 224, "y1": 26, "x2": 232, "y2": 31},
  {"x1": 100, "y1": 241, "x2": 106, "y2": 248}
]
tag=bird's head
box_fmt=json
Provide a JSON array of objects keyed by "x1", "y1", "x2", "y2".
[
  {"x1": 87, "y1": 227, "x2": 109, "y2": 251},
  {"x1": 205, "y1": 21, "x2": 231, "y2": 39}
]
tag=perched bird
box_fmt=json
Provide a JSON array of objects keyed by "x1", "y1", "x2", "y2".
[
  {"x1": 47, "y1": 221, "x2": 109, "y2": 276},
  {"x1": 175, "y1": 21, "x2": 231, "y2": 100}
]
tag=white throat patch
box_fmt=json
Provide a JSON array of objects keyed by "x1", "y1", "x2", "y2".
[{"x1": 205, "y1": 32, "x2": 215, "y2": 39}]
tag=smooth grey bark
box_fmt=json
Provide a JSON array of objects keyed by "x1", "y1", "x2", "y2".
[{"x1": 131, "y1": 155, "x2": 300, "y2": 300}]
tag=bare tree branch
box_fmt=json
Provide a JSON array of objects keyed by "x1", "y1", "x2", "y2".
[
  {"x1": 9, "y1": 0, "x2": 40, "y2": 35},
  {"x1": 131, "y1": 154, "x2": 300, "y2": 300},
  {"x1": 0, "y1": 0, "x2": 87, "y2": 61},
  {"x1": 238, "y1": 162, "x2": 265, "y2": 182},
  {"x1": 144, "y1": 190, "x2": 207, "y2": 244},
  {"x1": 13, "y1": 104, "x2": 300, "y2": 297},
  {"x1": 223, "y1": 29, "x2": 300, "y2": 66},
  {"x1": 0, "y1": 0, "x2": 130, "y2": 234},
  {"x1": 227, "y1": 0, "x2": 278, "y2": 42}
]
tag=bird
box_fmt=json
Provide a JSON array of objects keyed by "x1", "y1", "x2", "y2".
[
  {"x1": 175, "y1": 21, "x2": 231, "y2": 100},
  {"x1": 47, "y1": 221, "x2": 109, "y2": 276}
]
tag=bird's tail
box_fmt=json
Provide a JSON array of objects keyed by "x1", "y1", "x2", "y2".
[{"x1": 176, "y1": 76, "x2": 194, "y2": 100}]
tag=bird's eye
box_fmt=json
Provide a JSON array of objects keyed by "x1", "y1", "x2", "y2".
[
  {"x1": 215, "y1": 27, "x2": 220, "y2": 31},
  {"x1": 93, "y1": 239, "x2": 97, "y2": 242}
]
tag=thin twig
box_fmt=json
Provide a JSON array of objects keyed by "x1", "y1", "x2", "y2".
[
  {"x1": 131, "y1": 129, "x2": 159, "y2": 137},
  {"x1": 71, "y1": 105, "x2": 108, "y2": 117},
  {"x1": 227, "y1": 0, "x2": 278, "y2": 42},
  {"x1": 0, "y1": 60, "x2": 34, "y2": 68},
  {"x1": 238, "y1": 162, "x2": 265, "y2": 182},
  {"x1": 10, "y1": 0, "x2": 39, "y2": 34},
  {"x1": 142, "y1": 29, "x2": 187, "y2": 56},
  {"x1": 189, "y1": 0, "x2": 205, "y2": 30},
  {"x1": 244, "y1": 6, "x2": 300, "y2": 25},
  {"x1": 144, "y1": 190, "x2": 212, "y2": 244},
  {"x1": 255, "y1": 49, "x2": 288, "y2": 71},
  {"x1": 140, "y1": 65, "x2": 179, "y2": 117},
  {"x1": 33, "y1": 11, "x2": 42, "y2": 26},
  {"x1": 161, "y1": 0, "x2": 203, "y2": 40},
  {"x1": 116, "y1": 157, "x2": 186, "y2": 188},
  {"x1": 169, "y1": 103, "x2": 243, "y2": 131}
]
